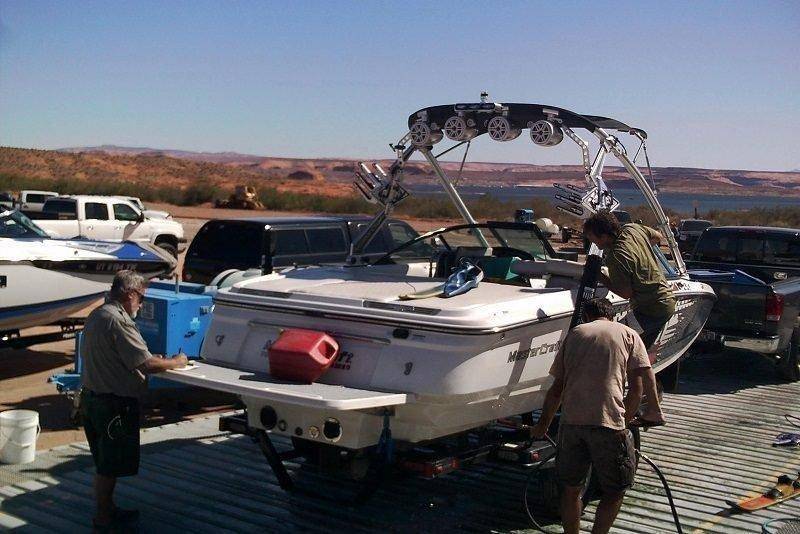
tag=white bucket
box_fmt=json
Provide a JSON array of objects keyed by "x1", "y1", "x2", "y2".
[{"x1": 0, "y1": 410, "x2": 41, "y2": 464}]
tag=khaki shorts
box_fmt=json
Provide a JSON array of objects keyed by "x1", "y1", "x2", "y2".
[{"x1": 556, "y1": 424, "x2": 636, "y2": 494}]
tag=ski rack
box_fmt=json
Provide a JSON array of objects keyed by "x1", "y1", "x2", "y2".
[
  {"x1": 349, "y1": 142, "x2": 415, "y2": 260},
  {"x1": 553, "y1": 126, "x2": 620, "y2": 219}
]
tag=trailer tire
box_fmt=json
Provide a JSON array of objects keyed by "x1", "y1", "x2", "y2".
[{"x1": 777, "y1": 328, "x2": 800, "y2": 382}]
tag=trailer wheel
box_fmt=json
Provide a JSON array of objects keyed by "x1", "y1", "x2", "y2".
[{"x1": 777, "y1": 328, "x2": 800, "y2": 382}]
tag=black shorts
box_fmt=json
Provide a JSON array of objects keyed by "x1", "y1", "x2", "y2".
[
  {"x1": 556, "y1": 424, "x2": 636, "y2": 495},
  {"x1": 81, "y1": 389, "x2": 141, "y2": 478},
  {"x1": 633, "y1": 310, "x2": 670, "y2": 351}
]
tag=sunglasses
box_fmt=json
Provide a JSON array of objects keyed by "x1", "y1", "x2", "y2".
[{"x1": 130, "y1": 289, "x2": 146, "y2": 301}]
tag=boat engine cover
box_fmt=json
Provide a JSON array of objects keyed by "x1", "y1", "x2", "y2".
[{"x1": 268, "y1": 329, "x2": 340, "y2": 383}]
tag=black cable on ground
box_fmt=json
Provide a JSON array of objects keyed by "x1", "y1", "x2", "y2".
[
  {"x1": 523, "y1": 449, "x2": 559, "y2": 532},
  {"x1": 636, "y1": 449, "x2": 684, "y2": 534},
  {"x1": 522, "y1": 434, "x2": 684, "y2": 534},
  {"x1": 785, "y1": 414, "x2": 800, "y2": 429}
]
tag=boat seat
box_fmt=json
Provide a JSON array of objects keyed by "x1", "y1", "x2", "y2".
[
  {"x1": 434, "y1": 246, "x2": 493, "y2": 278},
  {"x1": 510, "y1": 258, "x2": 585, "y2": 289}
]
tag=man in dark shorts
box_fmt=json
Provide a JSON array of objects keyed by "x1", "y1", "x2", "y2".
[
  {"x1": 81, "y1": 270, "x2": 188, "y2": 532},
  {"x1": 532, "y1": 298, "x2": 662, "y2": 534},
  {"x1": 584, "y1": 210, "x2": 677, "y2": 405}
]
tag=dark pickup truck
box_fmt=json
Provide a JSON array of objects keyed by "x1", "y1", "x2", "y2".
[{"x1": 687, "y1": 226, "x2": 800, "y2": 380}]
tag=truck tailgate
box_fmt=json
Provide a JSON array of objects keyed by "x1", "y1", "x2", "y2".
[{"x1": 690, "y1": 269, "x2": 770, "y2": 333}]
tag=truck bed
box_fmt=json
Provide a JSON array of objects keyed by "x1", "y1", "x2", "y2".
[{"x1": 689, "y1": 268, "x2": 800, "y2": 355}]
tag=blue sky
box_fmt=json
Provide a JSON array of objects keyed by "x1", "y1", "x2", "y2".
[{"x1": 1, "y1": 0, "x2": 798, "y2": 170}]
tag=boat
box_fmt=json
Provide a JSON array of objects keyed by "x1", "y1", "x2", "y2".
[
  {"x1": 1, "y1": 209, "x2": 176, "y2": 332},
  {"x1": 165, "y1": 98, "x2": 715, "y2": 455}
]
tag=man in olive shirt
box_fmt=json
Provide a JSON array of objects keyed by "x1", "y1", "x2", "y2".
[
  {"x1": 583, "y1": 210, "x2": 676, "y2": 353},
  {"x1": 81, "y1": 270, "x2": 187, "y2": 532},
  {"x1": 532, "y1": 298, "x2": 661, "y2": 534}
]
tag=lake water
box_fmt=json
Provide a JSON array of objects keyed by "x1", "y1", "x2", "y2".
[{"x1": 408, "y1": 185, "x2": 799, "y2": 214}]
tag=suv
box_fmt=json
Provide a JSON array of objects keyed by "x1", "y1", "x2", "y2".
[{"x1": 183, "y1": 216, "x2": 424, "y2": 284}]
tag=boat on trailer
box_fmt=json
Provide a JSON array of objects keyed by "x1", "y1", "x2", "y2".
[
  {"x1": 166, "y1": 98, "x2": 715, "y2": 466},
  {"x1": 1, "y1": 209, "x2": 176, "y2": 335}
]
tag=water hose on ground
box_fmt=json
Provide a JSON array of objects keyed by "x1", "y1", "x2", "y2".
[{"x1": 522, "y1": 434, "x2": 684, "y2": 533}]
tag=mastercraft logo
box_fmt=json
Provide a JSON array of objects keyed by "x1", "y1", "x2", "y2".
[{"x1": 508, "y1": 340, "x2": 562, "y2": 363}]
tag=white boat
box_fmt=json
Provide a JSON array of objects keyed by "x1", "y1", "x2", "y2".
[
  {"x1": 166, "y1": 99, "x2": 715, "y2": 454},
  {"x1": 1, "y1": 209, "x2": 176, "y2": 332}
]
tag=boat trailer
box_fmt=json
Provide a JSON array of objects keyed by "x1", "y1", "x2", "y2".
[{"x1": 0, "y1": 318, "x2": 85, "y2": 350}]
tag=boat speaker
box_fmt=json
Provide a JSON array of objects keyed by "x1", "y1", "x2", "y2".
[
  {"x1": 487, "y1": 116, "x2": 521, "y2": 142},
  {"x1": 409, "y1": 121, "x2": 443, "y2": 147},
  {"x1": 443, "y1": 116, "x2": 478, "y2": 142},
  {"x1": 529, "y1": 119, "x2": 564, "y2": 147}
]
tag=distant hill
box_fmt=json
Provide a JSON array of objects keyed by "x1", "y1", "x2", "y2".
[
  {"x1": 0, "y1": 146, "x2": 350, "y2": 198},
  {"x1": 0, "y1": 145, "x2": 796, "y2": 198},
  {"x1": 58, "y1": 145, "x2": 266, "y2": 164}
]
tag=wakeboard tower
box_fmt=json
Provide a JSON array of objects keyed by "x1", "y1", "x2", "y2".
[{"x1": 164, "y1": 95, "x2": 714, "y2": 487}]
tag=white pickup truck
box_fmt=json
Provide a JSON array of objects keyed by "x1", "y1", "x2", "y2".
[
  {"x1": 36, "y1": 195, "x2": 186, "y2": 257},
  {"x1": 119, "y1": 196, "x2": 172, "y2": 220},
  {"x1": 19, "y1": 190, "x2": 59, "y2": 214}
]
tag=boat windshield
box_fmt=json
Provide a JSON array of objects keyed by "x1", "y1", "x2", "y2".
[
  {"x1": 0, "y1": 210, "x2": 51, "y2": 238},
  {"x1": 376, "y1": 222, "x2": 555, "y2": 264}
]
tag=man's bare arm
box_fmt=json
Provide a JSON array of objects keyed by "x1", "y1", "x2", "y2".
[
  {"x1": 640, "y1": 367, "x2": 665, "y2": 423},
  {"x1": 531, "y1": 377, "x2": 564, "y2": 438},
  {"x1": 137, "y1": 354, "x2": 189, "y2": 375},
  {"x1": 648, "y1": 228, "x2": 664, "y2": 246},
  {"x1": 599, "y1": 271, "x2": 633, "y2": 299},
  {"x1": 624, "y1": 368, "x2": 645, "y2": 424}
]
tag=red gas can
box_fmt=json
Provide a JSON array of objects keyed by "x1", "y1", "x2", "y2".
[{"x1": 268, "y1": 329, "x2": 340, "y2": 383}]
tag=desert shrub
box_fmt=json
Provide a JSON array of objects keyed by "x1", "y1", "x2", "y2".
[
  {"x1": 178, "y1": 181, "x2": 220, "y2": 206},
  {"x1": 286, "y1": 170, "x2": 317, "y2": 181},
  {"x1": 2, "y1": 170, "x2": 798, "y2": 227},
  {"x1": 703, "y1": 206, "x2": 800, "y2": 228}
]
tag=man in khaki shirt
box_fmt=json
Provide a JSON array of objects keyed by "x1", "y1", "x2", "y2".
[
  {"x1": 532, "y1": 298, "x2": 663, "y2": 534},
  {"x1": 81, "y1": 270, "x2": 188, "y2": 532}
]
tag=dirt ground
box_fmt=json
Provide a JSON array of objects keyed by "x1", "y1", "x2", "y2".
[
  {"x1": 1, "y1": 204, "x2": 580, "y2": 452},
  {"x1": 0, "y1": 304, "x2": 237, "y2": 451}
]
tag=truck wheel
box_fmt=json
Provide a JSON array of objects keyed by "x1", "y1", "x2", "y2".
[
  {"x1": 777, "y1": 328, "x2": 800, "y2": 382},
  {"x1": 156, "y1": 241, "x2": 178, "y2": 258}
]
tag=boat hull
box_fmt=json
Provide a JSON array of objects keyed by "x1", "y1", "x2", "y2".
[
  {"x1": 0, "y1": 263, "x2": 107, "y2": 331},
  {"x1": 176, "y1": 279, "x2": 715, "y2": 449}
]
